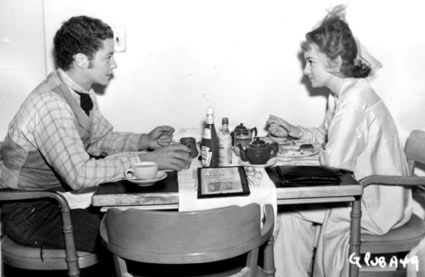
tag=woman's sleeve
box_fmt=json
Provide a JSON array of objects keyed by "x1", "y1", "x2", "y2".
[
  {"x1": 319, "y1": 93, "x2": 368, "y2": 172},
  {"x1": 297, "y1": 94, "x2": 337, "y2": 144}
]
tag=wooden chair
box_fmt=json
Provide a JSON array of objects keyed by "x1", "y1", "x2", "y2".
[
  {"x1": 100, "y1": 203, "x2": 275, "y2": 277},
  {"x1": 0, "y1": 190, "x2": 98, "y2": 277},
  {"x1": 359, "y1": 130, "x2": 425, "y2": 276}
]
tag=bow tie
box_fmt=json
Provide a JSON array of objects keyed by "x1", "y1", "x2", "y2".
[{"x1": 75, "y1": 91, "x2": 93, "y2": 116}]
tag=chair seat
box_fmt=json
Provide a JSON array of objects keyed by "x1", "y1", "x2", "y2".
[
  {"x1": 361, "y1": 214, "x2": 425, "y2": 254},
  {"x1": 2, "y1": 235, "x2": 98, "y2": 270}
]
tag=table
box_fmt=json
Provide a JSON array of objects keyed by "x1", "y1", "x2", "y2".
[
  {"x1": 92, "y1": 171, "x2": 179, "y2": 210},
  {"x1": 91, "y1": 159, "x2": 362, "y2": 277}
]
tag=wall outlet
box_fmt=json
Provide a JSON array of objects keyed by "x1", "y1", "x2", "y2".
[{"x1": 112, "y1": 27, "x2": 126, "y2": 52}]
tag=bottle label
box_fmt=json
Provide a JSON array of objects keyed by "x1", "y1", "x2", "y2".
[
  {"x1": 218, "y1": 136, "x2": 232, "y2": 166},
  {"x1": 201, "y1": 145, "x2": 212, "y2": 166},
  {"x1": 203, "y1": 128, "x2": 211, "y2": 139}
]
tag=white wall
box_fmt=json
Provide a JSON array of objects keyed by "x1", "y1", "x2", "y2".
[
  {"x1": 0, "y1": 0, "x2": 46, "y2": 137},
  {"x1": 1, "y1": 0, "x2": 425, "y2": 143}
]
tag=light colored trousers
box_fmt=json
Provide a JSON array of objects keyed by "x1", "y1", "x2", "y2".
[{"x1": 274, "y1": 205, "x2": 352, "y2": 277}]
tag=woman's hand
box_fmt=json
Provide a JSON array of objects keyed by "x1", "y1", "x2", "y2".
[
  {"x1": 266, "y1": 114, "x2": 302, "y2": 138},
  {"x1": 147, "y1": 126, "x2": 175, "y2": 149}
]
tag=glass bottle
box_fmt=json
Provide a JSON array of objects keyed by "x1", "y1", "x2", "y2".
[
  {"x1": 200, "y1": 107, "x2": 219, "y2": 167},
  {"x1": 218, "y1": 117, "x2": 232, "y2": 166}
]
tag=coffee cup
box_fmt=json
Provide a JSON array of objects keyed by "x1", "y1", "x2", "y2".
[
  {"x1": 180, "y1": 137, "x2": 199, "y2": 158},
  {"x1": 125, "y1": 162, "x2": 158, "y2": 180}
]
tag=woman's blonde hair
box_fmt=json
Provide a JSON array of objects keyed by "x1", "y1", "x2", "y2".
[{"x1": 303, "y1": 15, "x2": 371, "y2": 78}]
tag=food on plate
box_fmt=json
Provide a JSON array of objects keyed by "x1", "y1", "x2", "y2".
[
  {"x1": 299, "y1": 144, "x2": 315, "y2": 154},
  {"x1": 278, "y1": 145, "x2": 299, "y2": 156},
  {"x1": 268, "y1": 134, "x2": 298, "y2": 145},
  {"x1": 278, "y1": 143, "x2": 319, "y2": 157}
]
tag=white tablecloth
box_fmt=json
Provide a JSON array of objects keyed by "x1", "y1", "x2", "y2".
[
  {"x1": 177, "y1": 142, "x2": 322, "y2": 217},
  {"x1": 178, "y1": 154, "x2": 278, "y2": 225}
]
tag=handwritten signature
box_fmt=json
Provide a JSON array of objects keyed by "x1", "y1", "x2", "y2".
[{"x1": 349, "y1": 252, "x2": 419, "y2": 272}]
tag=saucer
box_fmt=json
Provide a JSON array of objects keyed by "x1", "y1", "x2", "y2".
[
  {"x1": 238, "y1": 157, "x2": 278, "y2": 168},
  {"x1": 124, "y1": 171, "x2": 167, "y2": 187}
]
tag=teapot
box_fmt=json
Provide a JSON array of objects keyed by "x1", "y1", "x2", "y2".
[
  {"x1": 237, "y1": 137, "x2": 279, "y2": 165},
  {"x1": 232, "y1": 123, "x2": 258, "y2": 149}
]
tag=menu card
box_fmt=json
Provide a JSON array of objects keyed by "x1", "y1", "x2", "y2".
[{"x1": 197, "y1": 166, "x2": 250, "y2": 198}]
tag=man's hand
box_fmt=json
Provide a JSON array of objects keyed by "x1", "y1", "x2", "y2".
[
  {"x1": 140, "y1": 143, "x2": 192, "y2": 171},
  {"x1": 266, "y1": 114, "x2": 302, "y2": 138},
  {"x1": 147, "y1": 126, "x2": 175, "y2": 149}
]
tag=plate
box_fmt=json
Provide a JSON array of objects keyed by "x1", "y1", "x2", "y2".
[
  {"x1": 277, "y1": 144, "x2": 321, "y2": 158},
  {"x1": 124, "y1": 171, "x2": 167, "y2": 187},
  {"x1": 267, "y1": 135, "x2": 299, "y2": 145},
  {"x1": 238, "y1": 157, "x2": 278, "y2": 168}
]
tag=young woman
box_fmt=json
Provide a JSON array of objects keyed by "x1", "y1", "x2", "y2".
[{"x1": 268, "y1": 8, "x2": 411, "y2": 276}]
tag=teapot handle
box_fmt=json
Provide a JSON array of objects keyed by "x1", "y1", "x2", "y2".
[
  {"x1": 236, "y1": 143, "x2": 248, "y2": 161},
  {"x1": 250, "y1": 127, "x2": 258, "y2": 137},
  {"x1": 270, "y1": 142, "x2": 279, "y2": 157}
]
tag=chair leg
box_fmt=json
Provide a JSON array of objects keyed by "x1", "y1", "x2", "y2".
[
  {"x1": 247, "y1": 247, "x2": 260, "y2": 277},
  {"x1": 59, "y1": 202, "x2": 80, "y2": 277},
  {"x1": 113, "y1": 255, "x2": 131, "y2": 277},
  {"x1": 309, "y1": 224, "x2": 321, "y2": 277},
  {"x1": 1, "y1": 208, "x2": 2, "y2": 277},
  {"x1": 262, "y1": 236, "x2": 275, "y2": 277},
  {"x1": 349, "y1": 196, "x2": 362, "y2": 277},
  {"x1": 310, "y1": 247, "x2": 317, "y2": 277}
]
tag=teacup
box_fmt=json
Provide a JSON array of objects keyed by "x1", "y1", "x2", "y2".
[{"x1": 125, "y1": 162, "x2": 158, "y2": 180}]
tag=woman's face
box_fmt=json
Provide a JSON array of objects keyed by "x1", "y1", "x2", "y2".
[{"x1": 303, "y1": 43, "x2": 335, "y2": 88}]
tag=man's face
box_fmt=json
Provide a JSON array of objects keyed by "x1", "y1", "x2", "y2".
[{"x1": 86, "y1": 38, "x2": 117, "y2": 86}]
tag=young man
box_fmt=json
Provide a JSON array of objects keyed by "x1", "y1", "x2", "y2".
[{"x1": 0, "y1": 15, "x2": 191, "y2": 253}]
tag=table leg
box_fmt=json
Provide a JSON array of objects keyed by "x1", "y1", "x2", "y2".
[
  {"x1": 349, "y1": 196, "x2": 361, "y2": 277},
  {"x1": 262, "y1": 235, "x2": 276, "y2": 277}
]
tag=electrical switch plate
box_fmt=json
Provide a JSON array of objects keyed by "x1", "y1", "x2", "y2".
[{"x1": 112, "y1": 27, "x2": 126, "y2": 52}]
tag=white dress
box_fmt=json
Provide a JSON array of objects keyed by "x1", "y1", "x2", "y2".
[{"x1": 274, "y1": 78, "x2": 412, "y2": 276}]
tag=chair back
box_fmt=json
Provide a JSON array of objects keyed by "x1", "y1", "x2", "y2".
[
  {"x1": 406, "y1": 130, "x2": 425, "y2": 173},
  {"x1": 100, "y1": 203, "x2": 274, "y2": 276},
  {"x1": 359, "y1": 130, "x2": 425, "y2": 276}
]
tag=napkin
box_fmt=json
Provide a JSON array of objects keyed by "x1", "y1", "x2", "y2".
[{"x1": 57, "y1": 187, "x2": 96, "y2": 209}]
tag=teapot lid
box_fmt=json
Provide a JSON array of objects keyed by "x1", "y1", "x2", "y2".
[
  {"x1": 250, "y1": 137, "x2": 266, "y2": 147},
  {"x1": 234, "y1": 123, "x2": 248, "y2": 132}
]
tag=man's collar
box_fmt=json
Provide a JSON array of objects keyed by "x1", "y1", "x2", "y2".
[{"x1": 57, "y1": 68, "x2": 91, "y2": 94}]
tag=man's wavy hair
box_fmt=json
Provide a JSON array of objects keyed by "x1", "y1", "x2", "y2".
[
  {"x1": 303, "y1": 15, "x2": 371, "y2": 78},
  {"x1": 54, "y1": 16, "x2": 114, "y2": 70}
]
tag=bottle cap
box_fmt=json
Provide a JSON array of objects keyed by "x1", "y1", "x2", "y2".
[{"x1": 206, "y1": 107, "x2": 214, "y2": 115}]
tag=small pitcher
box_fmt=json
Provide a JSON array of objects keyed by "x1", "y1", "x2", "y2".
[{"x1": 232, "y1": 123, "x2": 258, "y2": 153}]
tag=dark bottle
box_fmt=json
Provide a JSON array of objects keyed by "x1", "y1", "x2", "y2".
[{"x1": 200, "y1": 107, "x2": 219, "y2": 167}]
